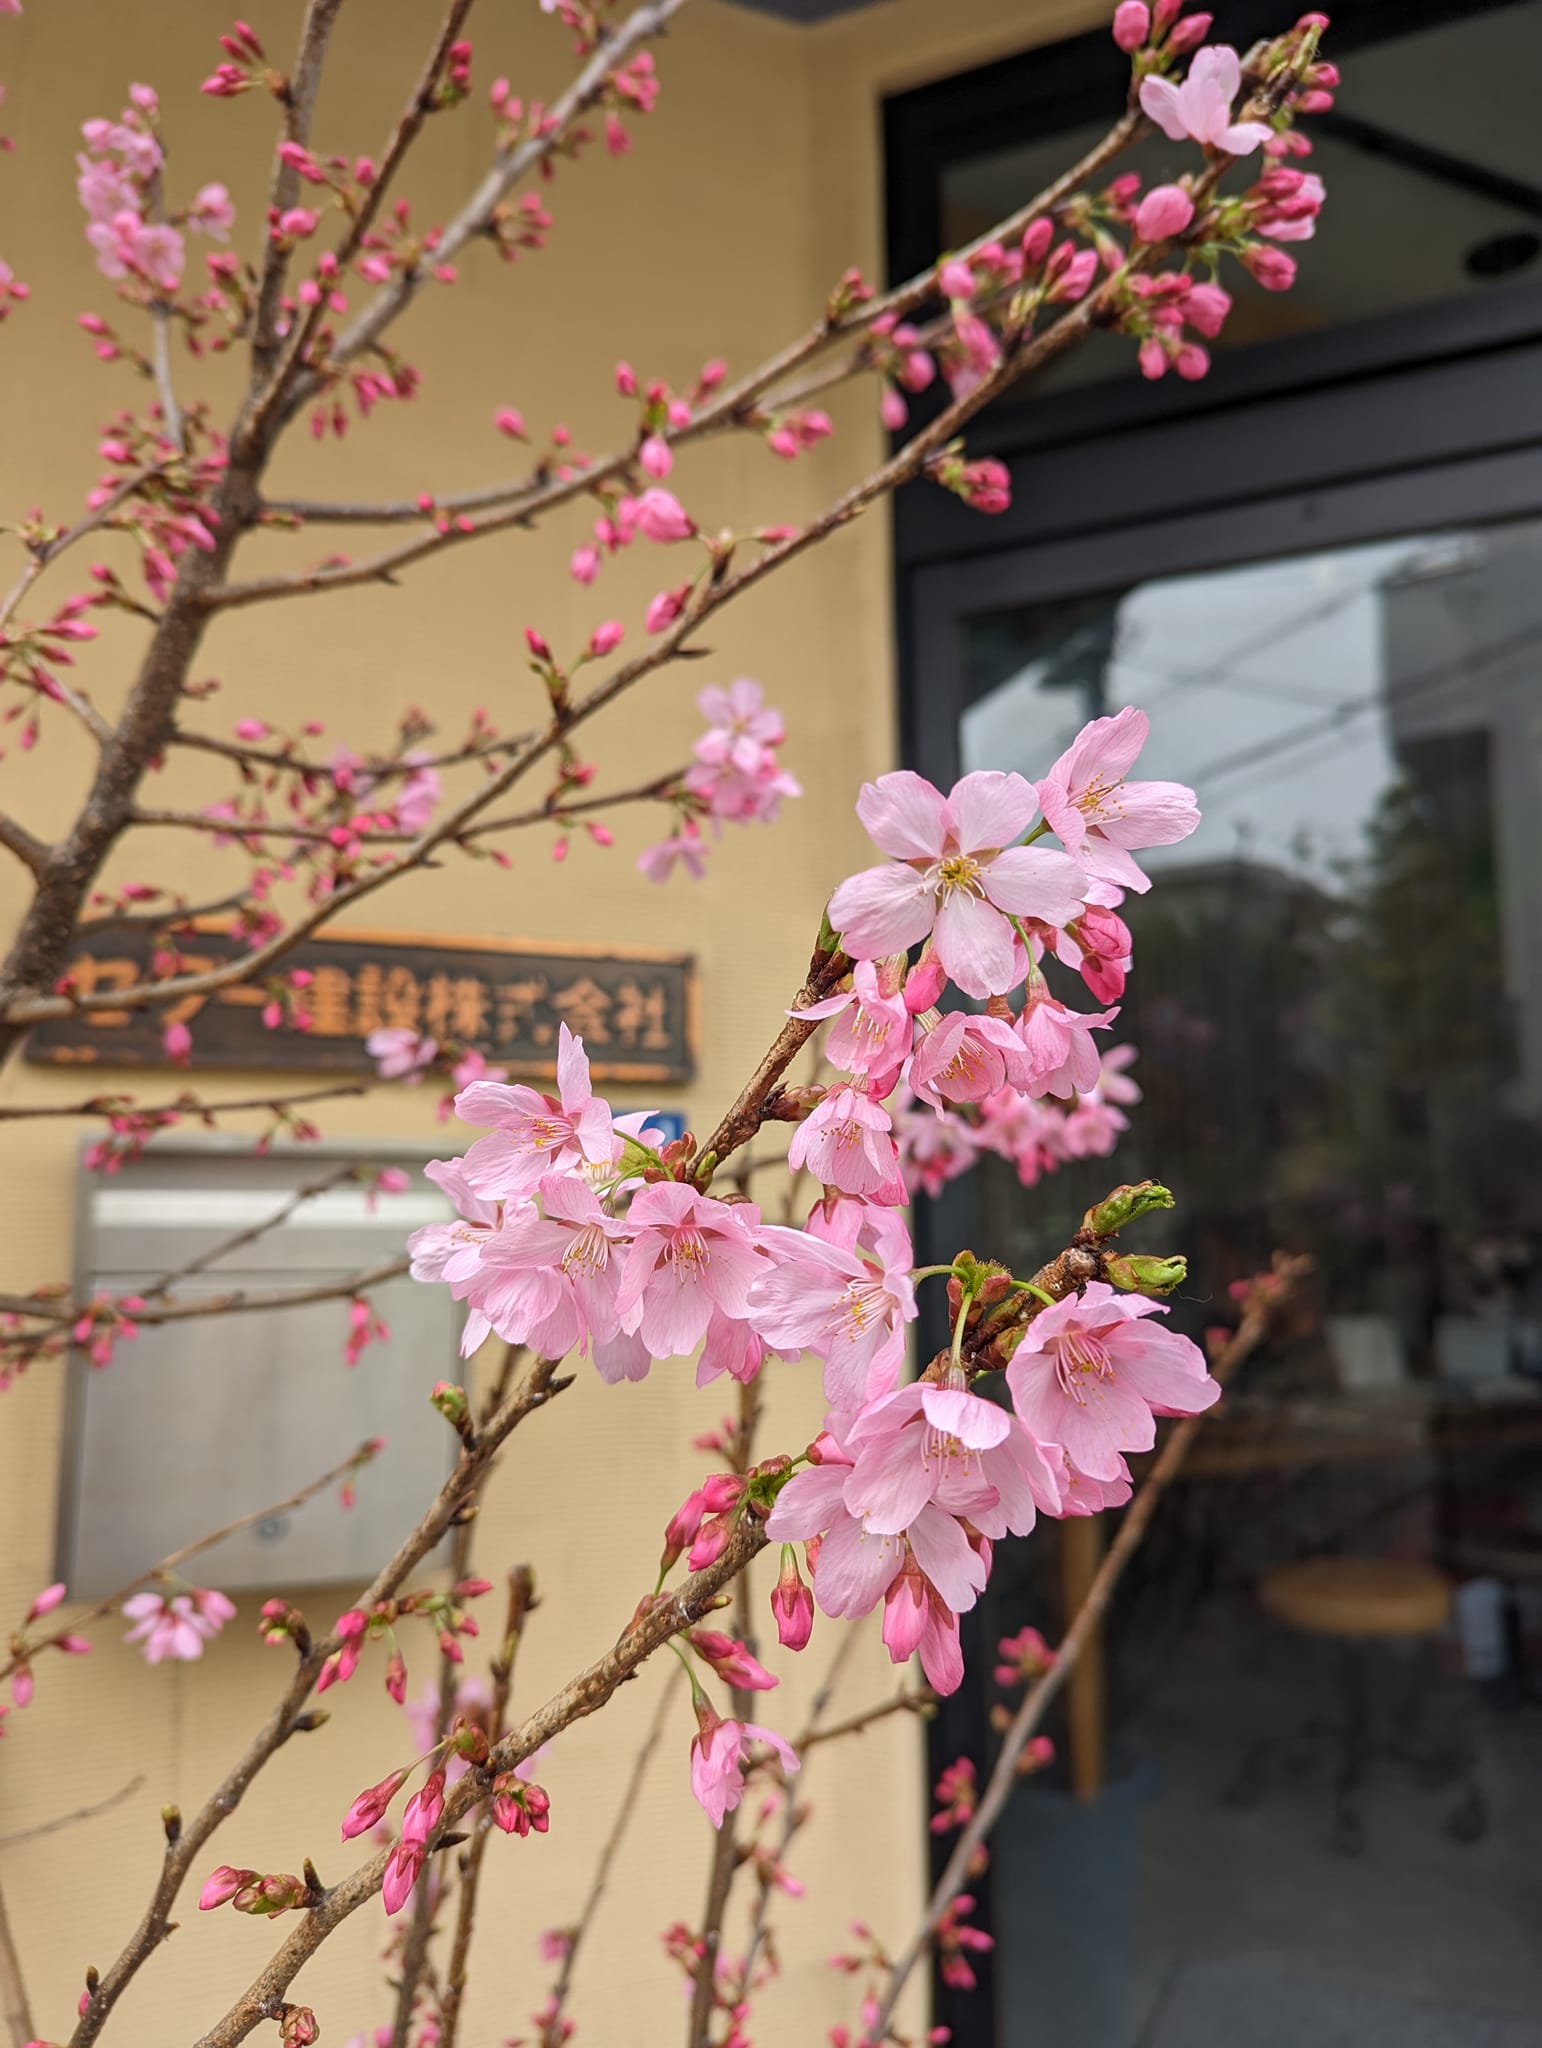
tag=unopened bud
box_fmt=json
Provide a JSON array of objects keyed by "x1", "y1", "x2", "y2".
[
  {"x1": 1084, "y1": 1181, "x2": 1174, "y2": 1237},
  {"x1": 161, "y1": 1804, "x2": 181, "y2": 1844},
  {"x1": 430, "y1": 1381, "x2": 472, "y2": 1434},
  {"x1": 1104, "y1": 1251, "x2": 1188, "y2": 1296},
  {"x1": 771, "y1": 1545, "x2": 814, "y2": 1651}
]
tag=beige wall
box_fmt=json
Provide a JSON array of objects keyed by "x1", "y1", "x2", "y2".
[{"x1": 0, "y1": 0, "x2": 1100, "y2": 2039}]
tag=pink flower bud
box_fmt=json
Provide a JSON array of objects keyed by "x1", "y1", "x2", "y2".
[
  {"x1": 525, "y1": 626, "x2": 552, "y2": 662},
  {"x1": 162, "y1": 1020, "x2": 192, "y2": 1063},
  {"x1": 1164, "y1": 11, "x2": 1212, "y2": 52},
  {"x1": 661, "y1": 1488, "x2": 706, "y2": 1570},
  {"x1": 399, "y1": 1767, "x2": 445, "y2": 1850},
  {"x1": 639, "y1": 433, "x2": 672, "y2": 478},
  {"x1": 1242, "y1": 243, "x2": 1297, "y2": 291},
  {"x1": 569, "y1": 545, "x2": 600, "y2": 585},
  {"x1": 645, "y1": 584, "x2": 691, "y2": 635},
  {"x1": 1020, "y1": 217, "x2": 1054, "y2": 271},
  {"x1": 701, "y1": 1473, "x2": 745, "y2": 1514},
  {"x1": 382, "y1": 1841, "x2": 423, "y2": 1916},
  {"x1": 234, "y1": 718, "x2": 269, "y2": 741},
  {"x1": 771, "y1": 1547, "x2": 814, "y2": 1651},
  {"x1": 633, "y1": 487, "x2": 694, "y2": 544},
  {"x1": 198, "y1": 1865, "x2": 256, "y2": 1912},
  {"x1": 494, "y1": 406, "x2": 526, "y2": 438},
  {"x1": 26, "y1": 1582, "x2": 67, "y2": 1622},
  {"x1": 12, "y1": 1666, "x2": 34, "y2": 1709},
  {"x1": 614, "y1": 360, "x2": 638, "y2": 396},
  {"x1": 1133, "y1": 184, "x2": 1195, "y2": 243},
  {"x1": 341, "y1": 1767, "x2": 410, "y2": 1841},
  {"x1": 588, "y1": 620, "x2": 624, "y2": 657},
  {"x1": 1112, "y1": 1, "x2": 1150, "y2": 51}
]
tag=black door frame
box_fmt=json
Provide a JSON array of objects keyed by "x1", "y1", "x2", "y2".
[{"x1": 883, "y1": 6, "x2": 1542, "y2": 2042}]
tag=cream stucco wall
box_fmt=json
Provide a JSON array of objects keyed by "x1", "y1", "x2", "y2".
[{"x1": 0, "y1": 0, "x2": 1101, "y2": 2040}]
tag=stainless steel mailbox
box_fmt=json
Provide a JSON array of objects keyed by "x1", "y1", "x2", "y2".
[{"x1": 57, "y1": 1141, "x2": 461, "y2": 1598}]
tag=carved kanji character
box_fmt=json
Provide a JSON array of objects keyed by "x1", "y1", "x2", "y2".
[{"x1": 612, "y1": 977, "x2": 671, "y2": 1051}]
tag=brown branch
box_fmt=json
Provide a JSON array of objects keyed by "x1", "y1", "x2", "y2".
[
  {"x1": 249, "y1": 0, "x2": 348, "y2": 373},
  {"x1": 0, "y1": 1256, "x2": 410, "y2": 1332},
  {"x1": 0, "y1": 815, "x2": 48, "y2": 879},
  {"x1": 68, "y1": 1351, "x2": 568, "y2": 2048},
  {"x1": 1, "y1": 1444, "x2": 376, "y2": 1688},
  {"x1": 0, "y1": 1776, "x2": 146, "y2": 1852},
  {"x1": 256, "y1": 110, "x2": 1146, "y2": 538},
  {"x1": 862, "y1": 1255, "x2": 1315, "y2": 2043},
  {"x1": 539, "y1": 1663, "x2": 683, "y2": 2046},
  {"x1": 0, "y1": 1870, "x2": 35, "y2": 2048},
  {"x1": 794, "y1": 1688, "x2": 932, "y2": 1755},
  {"x1": 438, "y1": 1566, "x2": 536, "y2": 2048},
  {"x1": 248, "y1": 0, "x2": 479, "y2": 449},
  {"x1": 310, "y1": 0, "x2": 688, "y2": 393},
  {"x1": 190, "y1": 1509, "x2": 769, "y2": 2048},
  {"x1": 136, "y1": 1162, "x2": 371, "y2": 1301},
  {"x1": 4, "y1": 114, "x2": 1214, "y2": 1041},
  {"x1": 0, "y1": 1080, "x2": 370, "y2": 1122}
]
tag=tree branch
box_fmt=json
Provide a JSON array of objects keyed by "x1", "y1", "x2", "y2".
[
  {"x1": 2, "y1": 1443, "x2": 378, "y2": 1689},
  {"x1": 0, "y1": 814, "x2": 49, "y2": 879},
  {"x1": 538, "y1": 1663, "x2": 684, "y2": 2046},
  {"x1": 68, "y1": 1351, "x2": 568, "y2": 2048},
  {"x1": 0, "y1": 1080, "x2": 370, "y2": 1122},
  {"x1": 250, "y1": 0, "x2": 349, "y2": 373}
]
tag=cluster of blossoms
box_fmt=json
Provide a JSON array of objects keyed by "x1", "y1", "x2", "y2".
[
  {"x1": 76, "y1": 86, "x2": 233, "y2": 298},
  {"x1": 639, "y1": 678, "x2": 800, "y2": 882},
  {"x1": 403, "y1": 705, "x2": 1218, "y2": 1837}
]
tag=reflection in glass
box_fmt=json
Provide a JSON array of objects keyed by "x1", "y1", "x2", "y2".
[{"x1": 955, "y1": 520, "x2": 1542, "y2": 2045}]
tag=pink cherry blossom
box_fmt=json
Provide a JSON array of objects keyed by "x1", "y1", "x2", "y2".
[
  {"x1": 1015, "y1": 990, "x2": 1118, "y2": 1099},
  {"x1": 841, "y1": 1378, "x2": 1060, "y2": 1542},
  {"x1": 1138, "y1": 46, "x2": 1273, "y2": 156},
  {"x1": 122, "y1": 1587, "x2": 232, "y2": 1663},
  {"x1": 614, "y1": 1182, "x2": 764, "y2": 1359},
  {"x1": 455, "y1": 1025, "x2": 616, "y2": 1200},
  {"x1": 1006, "y1": 1281, "x2": 1219, "y2": 1480},
  {"x1": 792, "y1": 957, "x2": 912, "y2": 1089},
  {"x1": 829, "y1": 770, "x2": 1087, "y2": 1000},
  {"x1": 787, "y1": 1085, "x2": 908, "y2": 1205},
  {"x1": 689, "y1": 1706, "x2": 799, "y2": 1829},
  {"x1": 472, "y1": 1173, "x2": 630, "y2": 1359},
  {"x1": 1034, "y1": 706, "x2": 1200, "y2": 892},
  {"x1": 910, "y1": 1010, "x2": 1032, "y2": 1110},
  {"x1": 366, "y1": 1026, "x2": 438, "y2": 1080},
  {"x1": 693, "y1": 678, "x2": 784, "y2": 775},
  {"x1": 748, "y1": 1207, "x2": 916, "y2": 1406},
  {"x1": 637, "y1": 825, "x2": 710, "y2": 883}
]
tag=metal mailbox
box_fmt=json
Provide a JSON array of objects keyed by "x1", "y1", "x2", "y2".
[{"x1": 57, "y1": 1141, "x2": 462, "y2": 1598}]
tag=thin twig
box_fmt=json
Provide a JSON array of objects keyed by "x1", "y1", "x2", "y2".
[
  {"x1": 0, "y1": 1870, "x2": 35, "y2": 2048},
  {"x1": 2, "y1": 1445, "x2": 377, "y2": 1688},
  {"x1": 0, "y1": 1080, "x2": 371, "y2": 1123},
  {"x1": 539, "y1": 1664, "x2": 684, "y2": 2046},
  {"x1": 68, "y1": 1352, "x2": 568, "y2": 2048},
  {"x1": 0, "y1": 1776, "x2": 146, "y2": 1851},
  {"x1": 0, "y1": 1256, "x2": 410, "y2": 1331},
  {"x1": 438, "y1": 1566, "x2": 536, "y2": 2048}
]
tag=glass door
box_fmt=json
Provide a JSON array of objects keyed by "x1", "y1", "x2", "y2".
[{"x1": 904, "y1": 496, "x2": 1542, "y2": 2048}]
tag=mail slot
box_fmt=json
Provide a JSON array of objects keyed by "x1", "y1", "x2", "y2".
[{"x1": 57, "y1": 1141, "x2": 463, "y2": 1598}]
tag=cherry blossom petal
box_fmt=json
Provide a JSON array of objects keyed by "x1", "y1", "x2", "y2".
[
  {"x1": 920, "y1": 1384, "x2": 1010, "y2": 1450},
  {"x1": 828, "y1": 861, "x2": 936, "y2": 958},
  {"x1": 765, "y1": 1464, "x2": 850, "y2": 1542},
  {"x1": 945, "y1": 769, "x2": 1039, "y2": 855},
  {"x1": 906, "y1": 1504, "x2": 988, "y2": 1612},
  {"x1": 979, "y1": 845, "x2": 1087, "y2": 925},
  {"x1": 854, "y1": 771, "x2": 949, "y2": 860},
  {"x1": 932, "y1": 889, "x2": 1018, "y2": 1000},
  {"x1": 1137, "y1": 74, "x2": 1187, "y2": 141},
  {"x1": 811, "y1": 1515, "x2": 903, "y2": 1617}
]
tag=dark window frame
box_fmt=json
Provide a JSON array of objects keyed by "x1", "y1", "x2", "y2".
[{"x1": 883, "y1": 9, "x2": 1542, "y2": 2043}]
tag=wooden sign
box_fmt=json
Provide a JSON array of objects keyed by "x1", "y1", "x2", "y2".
[{"x1": 24, "y1": 926, "x2": 697, "y2": 1084}]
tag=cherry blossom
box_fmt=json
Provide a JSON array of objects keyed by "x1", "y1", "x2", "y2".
[
  {"x1": 829, "y1": 770, "x2": 1087, "y2": 1000},
  {"x1": 1139, "y1": 46, "x2": 1274, "y2": 156},
  {"x1": 689, "y1": 1702, "x2": 800, "y2": 1829},
  {"x1": 910, "y1": 1009, "x2": 1032, "y2": 1110},
  {"x1": 455, "y1": 1025, "x2": 616, "y2": 1200},
  {"x1": 1016, "y1": 989, "x2": 1119, "y2": 1099},
  {"x1": 1034, "y1": 706, "x2": 1200, "y2": 892},
  {"x1": 748, "y1": 1207, "x2": 916, "y2": 1406},
  {"x1": 614, "y1": 1182, "x2": 764, "y2": 1359},
  {"x1": 1006, "y1": 1282, "x2": 1219, "y2": 1480},
  {"x1": 793, "y1": 957, "x2": 913, "y2": 1089},
  {"x1": 786, "y1": 1085, "x2": 907, "y2": 1205},
  {"x1": 471, "y1": 1173, "x2": 632, "y2": 1359},
  {"x1": 121, "y1": 1585, "x2": 236, "y2": 1664}
]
